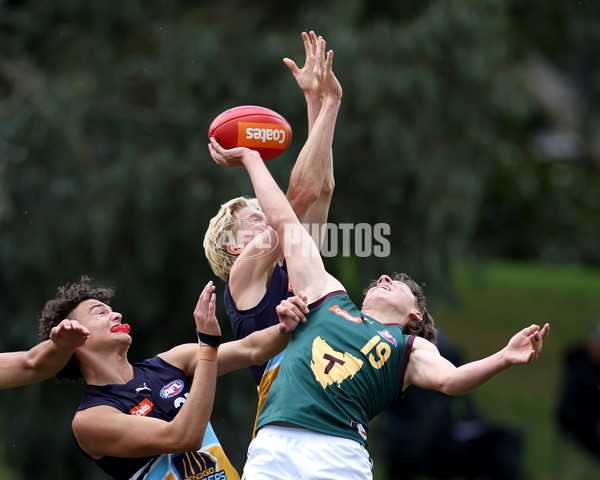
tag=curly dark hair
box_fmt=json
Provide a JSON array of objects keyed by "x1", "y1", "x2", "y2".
[
  {"x1": 38, "y1": 275, "x2": 115, "y2": 381},
  {"x1": 364, "y1": 272, "x2": 437, "y2": 344}
]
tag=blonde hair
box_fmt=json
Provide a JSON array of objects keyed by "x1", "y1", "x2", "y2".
[{"x1": 203, "y1": 196, "x2": 262, "y2": 280}]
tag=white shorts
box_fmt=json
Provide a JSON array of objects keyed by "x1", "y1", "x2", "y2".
[{"x1": 242, "y1": 425, "x2": 373, "y2": 480}]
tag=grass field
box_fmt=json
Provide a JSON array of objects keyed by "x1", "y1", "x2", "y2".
[{"x1": 398, "y1": 261, "x2": 600, "y2": 480}]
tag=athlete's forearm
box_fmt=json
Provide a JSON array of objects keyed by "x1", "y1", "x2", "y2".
[
  {"x1": 244, "y1": 325, "x2": 291, "y2": 365},
  {"x1": 217, "y1": 325, "x2": 290, "y2": 376},
  {"x1": 167, "y1": 347, "x2": 217, "y2": 451},
  {"x1": 243, "y1": 153, "x2": 299, "y2": 233},
  {"x1": 441, "y1": 350, "x2": 511, "y2": 396},
  {"x1": 26, "y1": 340, "x2": 76, "y2": 376},
  {"x1": 305, "y1": 91, "x2": 323, "y2": 133},
  {"x1": 0, "y1": 341, "x2": 75, "y2": 389},
  {"x1": 287, "y1": 96, "x2": 339, "y2": 224}
]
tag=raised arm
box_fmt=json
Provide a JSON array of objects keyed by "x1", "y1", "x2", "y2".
[
  {"x1": 283, "y1": 31, "x2": 325, "y2": 132},
  {"x1": 162, "y1": 287, "x2": 309, "y2": 376},
  {"x1": 226, "y1": 33, "x2": 341, "y2": 311},
  {"x1": 216, "y1": 292, "x2": 309, "y2": 375},
  {"x1": 405, "y1": 323, "x2": 550, "y2": 395},
  {"x1": 72, "y1": 282, "x2": 220, "y2": 459},
  {"x1": 0, "y1": 319, "x2": 89, "y2": 389},
  {"x1": 285, "y1": 33, "x2": 342, "y2": 238},
  {"x1": 209, "y1": 138, "x2": 343, "y2": 304},
  {"x1": 208, "y1": 39, "x2": 343, "y2": 304}
]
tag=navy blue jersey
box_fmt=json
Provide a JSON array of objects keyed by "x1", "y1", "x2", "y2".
[
  {"x1": 225, "y1": 262, "x2": 293, "y2": 386},
  {"x1": 75, "y1": 356, "x2": 238, "y2": 480}
]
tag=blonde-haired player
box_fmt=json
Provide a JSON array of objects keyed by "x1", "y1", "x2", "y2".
[{"x1": 204, "y1": 31, "x2": 342, "y2": 389}]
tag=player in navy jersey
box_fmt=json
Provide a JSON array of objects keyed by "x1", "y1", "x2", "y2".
[
  {"x1": 0, "y1": 319, "x2": 89, "y2": 389},
  {"x1": 208, "y1": 132, "x2": 551, "y2": 479},
  {"x1": 203, "y1": 31, "x2": 342, "y2": 387},
  {"x1": 37, "y1": 276, "x2": 307, "y2": 480}
]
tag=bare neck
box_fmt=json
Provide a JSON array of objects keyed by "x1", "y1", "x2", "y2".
[
  {"x1": 78, "y1": 349, "x2": 134, "y2": 386},
  {"x1": 361, "y1": 305, "x2": 406, "y2": 327}
]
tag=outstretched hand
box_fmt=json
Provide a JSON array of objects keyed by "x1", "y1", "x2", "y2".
[
  {"x1": 208, "y1": 137, "x2": 262, "y2": 168},
  {"x1": 504, "y1": 323, "x2": 550, "y2": 364},
  {"x1": 283, "y1": 31, "x2": 321, "y2": 98},
  {"x1": 50, "y1": 319, "x2": 90, "y2": 349},
  {"x1": 193, "y1": 281, "x2": 222, "y2": 336},
  {"x1": 283, "y1": 31, "x2": 342, "y2": 104},
  {"x1": 313, "y1": 36, "x2": 342, "y2": 102},
  {"x1": 277, "y1": 291, "x2": 309, "y2": 334}
]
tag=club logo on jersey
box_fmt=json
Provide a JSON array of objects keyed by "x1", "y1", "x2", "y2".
[
  {"x1": 160, "y1": 380, "x2": 185, "y2": 399},
  {"x1": 328, "y1": 305, "x2": 362, "y2": 323},
  {"x1": 378, "y1": 330, "x2": 397, "y2": 347},
  {"x1": 311, "y1": 337, "x2": 363, "y2": 389},
  {"x1": 287, "y1": 279, "x2": 293, "y2": 292},
  {"x1": 172, "y1": 450, "x2": 227, "y2": 480},
  {"x1": 130, "y1": 398, "x2": 154, "y2": 416}
]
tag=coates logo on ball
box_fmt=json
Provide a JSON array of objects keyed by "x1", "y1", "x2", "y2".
[{"x1": 208, "y1": 105, "x2": 292, "y2": 161}]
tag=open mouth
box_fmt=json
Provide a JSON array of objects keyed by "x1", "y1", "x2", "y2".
[{"x1": 111, "y1": 323, "x2": 131, "y2": 334}]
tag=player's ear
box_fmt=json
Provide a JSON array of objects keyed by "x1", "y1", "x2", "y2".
[
  {"x1": 409, "y1": 310, "x2": 423, "y2": 322},
  {"x1": 226, "y1": 244, "x2": 243, "y2": 257}
]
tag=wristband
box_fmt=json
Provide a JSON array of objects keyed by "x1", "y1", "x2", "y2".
[
  {"x1": 197, "y1": 331, "x2": 221, "y2": 348},
  {"x1": 198, "y1": 346, "x2": 218, "y2": 362}
]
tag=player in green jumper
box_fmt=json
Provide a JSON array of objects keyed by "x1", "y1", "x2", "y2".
[{"x1": 208, "y1": 116, "x2": 551, "y2": 479}]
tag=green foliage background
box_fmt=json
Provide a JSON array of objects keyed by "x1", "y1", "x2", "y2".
[{"x1": 1, "y1": 0, "x2": 599, "y2": 478}]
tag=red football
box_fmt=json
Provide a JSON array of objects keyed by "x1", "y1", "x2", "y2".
[{"x1": 208, "y1": 105, "x2": 292, "y2": 161}]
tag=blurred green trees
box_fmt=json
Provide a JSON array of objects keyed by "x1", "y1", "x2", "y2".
[{"x1": 1, "y1": 0, "x2": 599, "y2": 478}]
